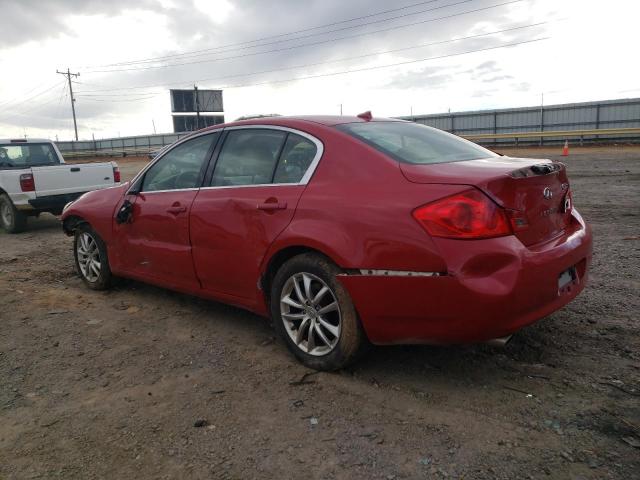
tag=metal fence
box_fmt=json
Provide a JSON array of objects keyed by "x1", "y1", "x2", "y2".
[
  {"x1": 56, "y1": 132, "x2": 192, "y2": 158},
  {"x1": 56, "y1": 98, "x2": 640, "y2": 157},
  {"x1": 400, "y1": 97, "x2": 640, "y2": 145}
]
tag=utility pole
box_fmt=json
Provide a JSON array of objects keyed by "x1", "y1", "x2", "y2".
[
  {"x1": 57, "y1": 68, "x2": 80, "y2": 141},
  {"x1": 194, "y1": 85, "x2": 201, "y2": 130},
  {"x1": 539, "y1": 92, "x2": 545, "y2": 146}
]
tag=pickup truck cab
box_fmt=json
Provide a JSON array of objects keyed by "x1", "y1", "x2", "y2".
[{"x1": 0, "y1": 138, "x2": 120, "y2": 233}]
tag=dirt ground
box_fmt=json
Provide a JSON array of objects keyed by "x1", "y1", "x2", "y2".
[{"x1": 1, "y1": 146, "x2": 639, "y2": 479}]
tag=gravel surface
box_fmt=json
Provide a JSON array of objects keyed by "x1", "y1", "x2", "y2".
[{"x1": 1, "y1": 147, "x2": 639, "y2": 479}]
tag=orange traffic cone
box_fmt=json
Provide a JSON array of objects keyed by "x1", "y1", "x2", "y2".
[{"x1": 562, "y1": 140, "x2": 569, "y2": 157}]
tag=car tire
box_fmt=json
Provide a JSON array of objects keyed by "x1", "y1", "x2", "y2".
[
  {"x1": 270, "y1": 253, "x2": 368, "y2": 371},
  {"x1": 0, "y1": 193, "x2": 27, "y2": 234},
  {"x1": 74, "y1": 223, "x2": 112, "y2": 290}
]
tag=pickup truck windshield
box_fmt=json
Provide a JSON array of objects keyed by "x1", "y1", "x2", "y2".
[
  {"x1": 337, "y1": 121, "x2": 496, "y2": 165},
  {"x1": 0, "y1": 143, "x2": 60, "y2": 169}
]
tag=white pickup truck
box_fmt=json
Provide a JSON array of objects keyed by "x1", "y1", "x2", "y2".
[{"x1": 0, "y1": 138, "x2": 120, "y2": 233}]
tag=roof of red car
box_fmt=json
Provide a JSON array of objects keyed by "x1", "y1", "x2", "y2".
[
  {"x1": 265, "y1": 115, "x2": 403, "y2": 126},
  {"x1": 198, "y1": 115, "x2": 404, "y2": 134}
]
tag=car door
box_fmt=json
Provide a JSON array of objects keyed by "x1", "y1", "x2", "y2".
[
  {"x1": 190, "y1": 127, "x2": 322, "y2": 302},
  {"x1": 114, "y1": 132, "x2": 219, "y2": 290}
]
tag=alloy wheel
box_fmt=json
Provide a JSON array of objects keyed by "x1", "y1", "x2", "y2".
[
  {"x1": 280, "y1": 272, "x2": 342, "y2": 356},
  {"x1": 77, "y1": 232, "x2": 101, "y2": 282}
]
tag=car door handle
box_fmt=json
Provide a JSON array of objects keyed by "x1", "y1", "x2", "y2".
[
  {"x1": 70, "y1": 167, "x2": 80, "y2": 172},
  {"x1": 257, "y1": 201, "x2": 287, "y2": 211},
  {"x1": 166, "y1": 205, "x2": 187, "y2": 214}
]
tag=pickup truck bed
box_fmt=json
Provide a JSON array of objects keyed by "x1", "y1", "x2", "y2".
[{"x1": 0, "y1": 138, "x2": 119, "y2": 233}]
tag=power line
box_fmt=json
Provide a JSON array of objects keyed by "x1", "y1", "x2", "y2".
[
  {"x1": 25, "y1": 38, "x2": 548, "y2": 115},
  {"x1": 97, "y1": 0, "x2": 475, "y2": 68},
  {"x1": 204, "y1": 37, "x2": 550, "y2": 90},
  {"x1": 24, "y1": 85, "x2": 68, "y2": 114},
  {"x1": 49, "y1": 87, "x2": 72, "y2": 138},
  {"x1": 53, "y1": 83, "x2": 69, "y2": 128},
  {"x1": 87, "y1": 0, "x2": 481, "y2": 72},
  {"x1": 1, "y1": 3, "x2": 542, "y2": 124},
  {"x1": 86, "y1": 0, "x2": 525, "y2": 74},
  {"x1": 89, "y1": 0, "x2": 446, "y2": 68},
  {"x1": 77, "y1": 22, "x2": 547, "y2": 96},
  {"x1": 76, "y1": 92, "x2": 164, "y2": 97},
  {"x1": 51, "y1": 38, "x2": 550, "y2": 112},
  {"x1": 79, "y1": 96, "x2": 158, "y2": 102},
  {"x1": 175, "y1": 23, "x2": 549, "y2": 84},
  {"x1": 0, "y1": 89, "x2": 68, "y2": 122},
  {"x1": 0, "y1": 81, "x2": 63, "y2": 110}
]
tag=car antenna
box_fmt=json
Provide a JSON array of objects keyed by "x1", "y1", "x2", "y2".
[{"x1": 357, "y1": 111, "x2": 373, "y2": 121}]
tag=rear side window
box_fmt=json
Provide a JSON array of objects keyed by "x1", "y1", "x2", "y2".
[
  {"x1": 211, "y1": 129, "x2": 287, "y2": 186},
  {"x1": 273, "y1": 134, "x2": 317, "y2": 184},
  {"x1": 337, "y1": 122, "x2": 496, "y2": 165}
]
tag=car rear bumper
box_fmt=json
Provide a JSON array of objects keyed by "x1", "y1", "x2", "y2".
[{"x1": 337, "y1": 210, "x2": 593, "y2": 345}]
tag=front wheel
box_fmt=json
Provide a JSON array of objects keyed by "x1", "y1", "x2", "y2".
[
  {"x1": 270, "y1": 253, "x2": 368, "y2": 371},
  {"x1": 74, "y1": 224, "x2": 112, "y2": 290},
  {"x1": 0, "y1": 194, "x2": 27, "y2": 233}
]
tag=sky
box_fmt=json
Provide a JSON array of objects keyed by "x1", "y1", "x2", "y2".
[{"x1": 0, "y1": 0, "x2": 638, "y2": 140}]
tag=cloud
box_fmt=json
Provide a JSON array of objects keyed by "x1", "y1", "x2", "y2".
[
  {"x1": 481, "y1": 74, "x2": 514, "y2": 83},
  {"x1": 510, "y1": 81, "x2": 532, "y2": 92},
  {"x1": 472, "y1": 88, "x2": 498, "y2": 98},
  {"x1": 1, "y1": 0, "x2": 637, "y2": 139},
  {"x1": 0, "y1": 0, "x2": 158, "y2": 48},
  {"x1": 386, "y1": 65, "x2": 455, "y2": 90}
]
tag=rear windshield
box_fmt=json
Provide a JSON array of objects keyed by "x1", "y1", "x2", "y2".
[
  {"x1": 0, "y1": 143, "x2": 60, "y2": 169},
  {"x1": 337, "y1": 121, "x2": 496, "y2": 165}
]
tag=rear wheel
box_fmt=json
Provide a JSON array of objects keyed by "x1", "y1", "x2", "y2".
[
  {"x1": 270, "y1": 253, "x2": 368, "y2": 370},
  {"x1": 74, "y1": 224, "x2": 112, "y2": 290},
  {"x1": 0, "y1": 194, "x2": 27, "y2": 233}
]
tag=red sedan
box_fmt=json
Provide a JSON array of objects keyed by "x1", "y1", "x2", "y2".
[{"x1": 61, "y1": 115, "x2": 592, "y2": 370}]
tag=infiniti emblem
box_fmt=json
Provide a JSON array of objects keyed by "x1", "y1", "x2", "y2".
[{"x1": 543, "y1": 187, "x2": 553, "y2": 200}]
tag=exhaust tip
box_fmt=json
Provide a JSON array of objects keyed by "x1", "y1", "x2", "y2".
[{"x1": 485, "y1": 335, "x2": 513, "y2": 348}]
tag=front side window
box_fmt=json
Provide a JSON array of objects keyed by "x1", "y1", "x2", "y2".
[
  {"x1": 142, "y1": 133, "x2": 217, "y2": 192},
  {"x1": 0, "y1": 143, "x2": 60, "y2": 169},
  {"x1": 211, "y1": 129, "x2": 287, "y2": 187},
  {"x1": 337, "y1": 121, "x2": 496, "y2": 165}
]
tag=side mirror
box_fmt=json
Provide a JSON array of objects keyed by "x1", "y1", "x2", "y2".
[{"x1": 116, "y1": 200, "x2": 134, "y2": 225}]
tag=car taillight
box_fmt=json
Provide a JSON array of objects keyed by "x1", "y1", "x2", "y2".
[
  {"x1": 19, "y1": 173, "x2": 35, "y2": 192},
  {"x1": 113, "y1": 165, "x2": 121, "y2": 183},
  {"x1": 412, "y1": 189, "x2": 512, "y2": 239}
]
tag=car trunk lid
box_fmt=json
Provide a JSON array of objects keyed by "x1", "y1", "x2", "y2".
[{"x1": 400, "y1": 157, "x2": 572, "y2": 246}]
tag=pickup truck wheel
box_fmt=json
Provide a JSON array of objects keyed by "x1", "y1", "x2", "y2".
[
  {"x1": 270, "y1": 253, "x2": 369, "y2": 371},
  {"x1": 74, "y1": 224, "x2": 112, "y2": 290},
  {"x1": 0, "y1": 194, "x2": 27, "y2": 234}
]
